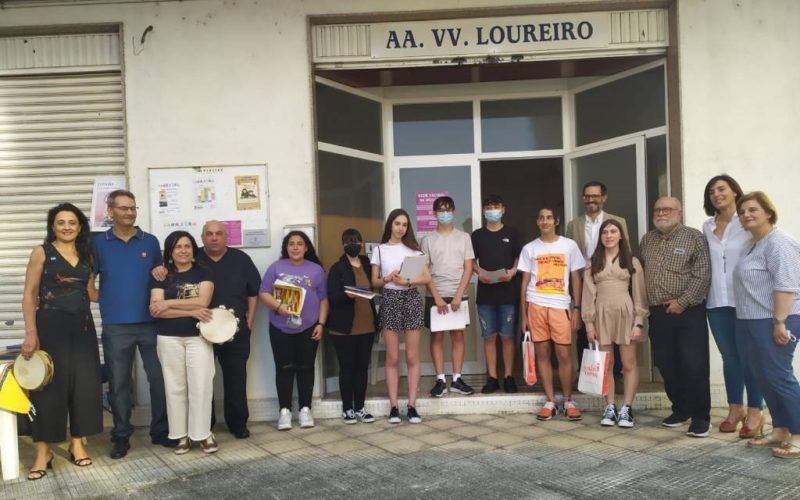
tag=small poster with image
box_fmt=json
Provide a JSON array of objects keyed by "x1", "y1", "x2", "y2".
[{"x1": 235, "y1": 175, "x2": 261, "y2": 210}]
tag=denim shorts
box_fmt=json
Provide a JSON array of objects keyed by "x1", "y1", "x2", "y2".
[{"x1": 477, "y1": 304, "x2": 516, "y2": 338}]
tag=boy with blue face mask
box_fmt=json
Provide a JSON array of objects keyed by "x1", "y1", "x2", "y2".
[
  {"x1": 471, "y1": 195, "x2": 523, "y2": 393},
  {"x1": 420, "y1": 196, "x2": 476, "y2": 397}
]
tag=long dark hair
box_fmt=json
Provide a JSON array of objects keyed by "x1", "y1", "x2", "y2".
[
  {"x1": 163, "y1": 230, "x2": 199, "y2": 272},
  {"x1": 45, "y1": 203, "x2": 92, "y2": 265},
  {"x1": 280, "y1": 230, "x2": 321, "y2": 265},
  {"x1": 590, "y1": 219, "x2": 635, "y2": 276},
  {"x1": 380, "y1": 208, "x2": 420, "y2": 251},
  {"x1": 703, "y1": 174, "x2": 744, "y2": 216}
]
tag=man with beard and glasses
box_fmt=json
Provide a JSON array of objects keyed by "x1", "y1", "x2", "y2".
[
  {"x1": 566, "y1": 182, "x2": 629, "y2": 359},
  {"x1": 640, "y1": 197, "x2": 711, "y2": 437}
]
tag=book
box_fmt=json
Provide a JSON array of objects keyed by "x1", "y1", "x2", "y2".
[
  {"x1": 273, "y1": 279, "x2": 306, "y2": 316},
  {"x1": 344, "y1": 286, "x2": 379, "y2": 300}
]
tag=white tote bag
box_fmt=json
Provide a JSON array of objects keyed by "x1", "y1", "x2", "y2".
[{"x1": 577, "y1": 341, "x2": 611, "y2": 396}]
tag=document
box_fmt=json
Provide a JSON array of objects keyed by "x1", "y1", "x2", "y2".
[
  {"x1": 478, "y1": 267, "x2": 507, "y2": 284},
  {"x1": 429, "y1": 302, "x2": 470, "y2": 332},
  {"x1": 399, "y1": 255, "x2": 426, "y2": 280}
]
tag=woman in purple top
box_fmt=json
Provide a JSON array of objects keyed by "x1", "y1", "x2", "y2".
[{"x1": 259, "y1": 231, "x2": 328, "y2": 431}]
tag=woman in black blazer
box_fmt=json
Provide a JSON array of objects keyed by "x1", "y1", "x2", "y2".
[{"x1": 326, "y1": 228, "x2": 379, "y2": 424}]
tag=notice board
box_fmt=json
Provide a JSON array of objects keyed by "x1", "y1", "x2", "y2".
[{"x1": 148, "y1": 164, "x2": 270, "y2": 248}]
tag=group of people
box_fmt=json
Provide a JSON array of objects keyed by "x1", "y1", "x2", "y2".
[{"x1": 18, "y1": 175, "x2": 800, "y2": 480}]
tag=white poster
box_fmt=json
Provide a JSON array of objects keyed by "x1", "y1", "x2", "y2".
[{"x1": 90, "y1": 176, "x2": 126, "y2": 232}]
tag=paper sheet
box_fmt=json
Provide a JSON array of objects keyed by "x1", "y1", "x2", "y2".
[{"x1": 429, "y1": 303, "x2": 470, "y2": 332}]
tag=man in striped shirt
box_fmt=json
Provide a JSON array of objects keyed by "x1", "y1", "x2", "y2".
[{"x1": 640, "y1": 197, "x2": 711, "y2": 437}]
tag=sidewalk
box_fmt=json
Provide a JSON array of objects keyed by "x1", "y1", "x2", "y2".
[{"x1": 2, "y1": 408, "x2": 796, "y2": 499}]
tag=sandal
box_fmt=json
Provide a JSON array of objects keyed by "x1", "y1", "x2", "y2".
[
  {"x1": 69, "y1": 448, "x2": 93, "y2": 467},
  {"x1": 747, "y1": 435, "x2": 786, "y2": 448},
  {"x1": 27, "y1": 453, "x2": 54, "y2": 481},
  {"x1": 772, "y1": 441, "x2": 800, "y2": 459}
]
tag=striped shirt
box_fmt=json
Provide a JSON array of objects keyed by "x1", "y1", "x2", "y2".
[
  {"x1": 639, "y1": 224, "x2": 710, "y2": 308},
  {"x1": 732, "y1": 228, "x2": 800, "y2": 320}
]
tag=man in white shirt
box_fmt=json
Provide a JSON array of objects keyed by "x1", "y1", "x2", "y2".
[
  {"x1": 421, "y1": 196, "x2": 475, "y2": 397},
  {"x1": 519, "y1": 207, "x2": 585, "y2": 421},
  {"x1": 565, "y1": 181, "x2": 629, "y2": 364}
]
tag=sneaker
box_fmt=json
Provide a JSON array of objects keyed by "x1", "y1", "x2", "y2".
[
  {"x1": 450, "y1": 378, "x2": 474, "y2": 395},
  {"x1": 600, "y1": 403, "x2": 618, "y2": 426},
  {"x1": 174, "y1": 437, "x2": 191, "y2": 455},
  {"x1": 278, "y1": 408, "x2": 292, "y2": 430},
  {"x1": 200, "y1": 434, "x2": 219, "y2": 454},
  {"x1": 686, "y1": 418, "x2": 710, "y2": 438},
  {"x1": 407, "y1": 405, "x2": 422, "y2": 424},
  {"x1": 482, "y1": 377, "x2": 500, "y2": 394},
  {"x1": 355, "y1": 408, "x2": 375, "y2": 423},
  {"x1": 617, "y1": 405, "x2": 635, "y2": 428},
  {"x1": 503, "y1": 376, "x2": 518, "y2": 394},
  {"x1": 537, "y1": 400, "x2": 558, "y2": 421},
  {"x1": 430, "y1": 379, "x2": 447, "y2": 397},
  {"x1": 388, "y1": 406, "x2": 401, "y2": 424},
  {"x1": 299, "y1": 407, "x2": 315, "y2": 428},
  {"x1": 563, "y1": 400, "x2": 583, "y2": 421},
  {"x1": 342, "y1": 409, "x2": 357, "y2": 425},
  {"x1": 661, "y1": 413, "x2": 689, "y2": 428}
]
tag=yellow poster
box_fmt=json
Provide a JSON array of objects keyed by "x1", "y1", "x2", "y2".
[
  {"x1": 534, "y1": 253, "x2": 567, "y2": 294},
  {"x1": 235, "y1": 175, "x2": 261, "y2": 210}
]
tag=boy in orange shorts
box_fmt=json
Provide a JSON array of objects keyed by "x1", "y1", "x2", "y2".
[{"x1": 519, "y1": 207, "x2": 585, "y2": 421}]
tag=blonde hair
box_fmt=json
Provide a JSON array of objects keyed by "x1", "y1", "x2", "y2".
[{"x1": 736, "y1": 191, "x2": 778, "y2": 225}]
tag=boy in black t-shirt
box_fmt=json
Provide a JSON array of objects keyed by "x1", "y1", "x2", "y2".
[{"x1": 471, "y1": 195, "x2": 523, "y2": 393}]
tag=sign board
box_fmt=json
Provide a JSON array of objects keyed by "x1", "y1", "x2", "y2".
[{"x1": 148, "y1": 165, "x2": 270, "y2": 248}]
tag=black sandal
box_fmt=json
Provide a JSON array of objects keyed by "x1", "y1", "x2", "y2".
[
  {"x1": 27, "y1": 453, "x2": 54, "y2": 481},
  {"x1": 69, "y1": 449, "x2": 93, "y2": 467}
]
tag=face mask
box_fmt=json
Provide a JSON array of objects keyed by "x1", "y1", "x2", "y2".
[
  {"x1": 344, "y1": 243, "x2": 361, "y2": 257},
  {"x1": 484, "y1": 209, "x2": 502, "y2": 223},
  {"x1": 436, "y1": 211, "x2": 454, "y2": 224}
]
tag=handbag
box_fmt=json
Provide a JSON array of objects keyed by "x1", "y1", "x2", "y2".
[
  {"x1": 522, "y1": 331, "x2": 537, "y2": 386},
  {"x1": 577, "y1": 341, "x2": 611, "y2": 396}
]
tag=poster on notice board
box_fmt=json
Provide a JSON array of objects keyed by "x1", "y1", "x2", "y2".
[{"x1": 90, "y1": 176, "x2": 127, "y2": 232}]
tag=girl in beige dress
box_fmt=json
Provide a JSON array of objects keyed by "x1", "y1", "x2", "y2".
[{"x1": 582, "y1": 219, "x2": 648, "y2": 428}]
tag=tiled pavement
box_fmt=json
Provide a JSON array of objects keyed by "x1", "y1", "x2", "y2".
[{"x1": 2, "y1": 408, "x2": 797, "y2": 499}]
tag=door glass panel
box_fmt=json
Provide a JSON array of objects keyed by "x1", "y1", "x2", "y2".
[
  {"x1": 481, "y1": 98, "x2": 563, "y2": 152},
  {"x1": 646, "y1": 134, "x2": 669, "y2": 231},
  {"x1": 399, "y1": 166, "x2": 473, "y2": 235},
  {"x1": 393, "y1": 102, "x2": 473, "y2": 156},
  {"x1": 315, "y1": 83, "x2": 382, "y2": 154},
  {"x1": 575, "y1": 66, "x2": 665, "y2": 146},
  {"x1": 572, "y1": 145, "x2": 640, "y2": 254}
]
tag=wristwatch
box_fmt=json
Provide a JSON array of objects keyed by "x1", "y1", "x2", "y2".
[
  {"x1": 573, "y1": 304, "x2": 581, "y2": 310},
  {"x1": 406, "y1": 278, "x2": 411, "y2": 286},
  {"x1": 316, "y1": 321, "x2": 326, "y2": 327},
  {"x1": 773, "y1": 317, "x2": 786, "y2": 325}
]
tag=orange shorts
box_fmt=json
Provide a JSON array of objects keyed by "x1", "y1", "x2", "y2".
[{"x1": 526, "y1": 302, "x2": 573, "y2": 345}]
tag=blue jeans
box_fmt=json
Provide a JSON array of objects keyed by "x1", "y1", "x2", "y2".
[
  {"x1": 102, "y1": 323, "x2": 169, "y2": 442},
  {"x1": 739, "y1": 316, "x2": 800, "y2": 434},
  {"x1": 477, "y1": 304, "x2": 516, "y2": 338},
  {"x1": 707, "y1": 307, "x2": 763, "y2": 408}
]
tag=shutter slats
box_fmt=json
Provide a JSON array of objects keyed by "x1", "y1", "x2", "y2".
[{"x1": 0, "y1": 70, "x2": 124, "y2": 342}]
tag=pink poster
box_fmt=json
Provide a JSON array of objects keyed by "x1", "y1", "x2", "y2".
[
  {"x1": 416, "y1": 191, "x2": 448, "y2": 233},
  {"x1": 221, "y1": 220, "x2": 243, "y2": 247}
]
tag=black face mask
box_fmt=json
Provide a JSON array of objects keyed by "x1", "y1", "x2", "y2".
[{"x1": 344, "y1": 243, "x2": 361, "y2": 257}]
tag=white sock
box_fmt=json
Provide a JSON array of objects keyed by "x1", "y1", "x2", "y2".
[
  {"x1": 437, "y1": 374, "x2": 446, "y2": 381},
  {"x1": 452, "y1": 373, "x2": 461, "y2": 381}
]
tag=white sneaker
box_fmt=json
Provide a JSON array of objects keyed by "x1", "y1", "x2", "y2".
[
  {"x1": 299, "y1": 406, "x2": 315, "y2": 428},
  {"x1": 278, "y1": 408, "x2": 292, "y2": 430}
]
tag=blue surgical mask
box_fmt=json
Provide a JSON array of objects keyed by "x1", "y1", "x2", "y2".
[
  {"x1": 484, "y1": 209, "x2": 502, "y2": 223},
  {"x1": 436, "y1": 211, "x2": 454, "y2": 224}
]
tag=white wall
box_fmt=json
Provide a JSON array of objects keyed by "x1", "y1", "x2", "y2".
[{"x1": 678, "y1": 0, "x2": 800, "y2": 377}]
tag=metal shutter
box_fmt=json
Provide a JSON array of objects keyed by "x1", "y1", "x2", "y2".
[{"x1": 0, "y1": 70, "x2": 125, "y2": 343}]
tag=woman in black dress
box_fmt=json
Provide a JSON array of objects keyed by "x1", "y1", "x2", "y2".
[{"x1": 21, "y1": 203, "x2": 103, "y2": 480}]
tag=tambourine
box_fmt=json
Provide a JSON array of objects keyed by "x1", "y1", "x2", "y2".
[
  {"x1": 13, "y1": 350, "x2": 54, "y2": 391},
  {"x1": 198, "y1": 305, "x2": 240, "y2": 344}
]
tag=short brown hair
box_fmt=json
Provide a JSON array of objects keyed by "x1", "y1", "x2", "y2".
[
  {"x1": 107, "y1": 189, "x2": 136, "y2": 208},
  {"x1": 736, "y1": 191, "x2": 778, "y2": 225}
]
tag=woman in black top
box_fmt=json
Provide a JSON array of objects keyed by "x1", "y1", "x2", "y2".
[
  {"x1": 21, "y1": 203, "x2": 102, "y2": 480},
  {"x1": 326, "y1": 229, "x2": 379, "y2": 424},
  {"x1": 150, "y1": 231, "x2": 215, "y2": 455}
]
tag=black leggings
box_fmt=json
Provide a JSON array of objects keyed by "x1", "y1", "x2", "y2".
[
  {"x1": 268, "y1": 324, "x2": 319, "y2": 410},
  {"x1": 329, "y1": 332, "x2": 375, "y2": 411},
  {"x1": 30, "y1": 308, "x2": 103, "y2": 443}
]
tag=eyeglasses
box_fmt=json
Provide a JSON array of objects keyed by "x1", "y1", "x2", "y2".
[
  {"x1": 114, "y1": 206, "x2": 138, "y2": 213},
  {"x1": 583, "y1": 194, "x2": 603, "y2": 200},
  {"x1": 653, "y1": 207, "x2": 678, "y2": 215}
]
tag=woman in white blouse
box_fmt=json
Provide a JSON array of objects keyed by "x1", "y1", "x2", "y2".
[{"x1": 702, "y1": 175, "x2": 763, "y2": 437}]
